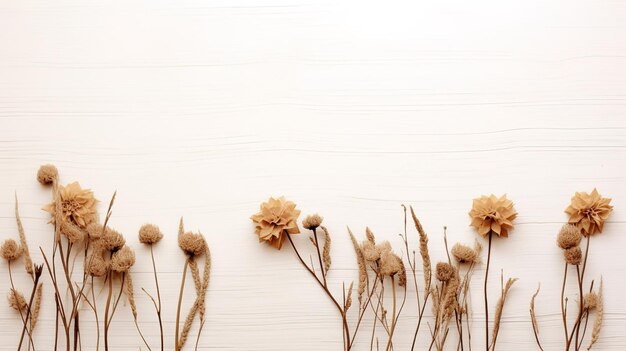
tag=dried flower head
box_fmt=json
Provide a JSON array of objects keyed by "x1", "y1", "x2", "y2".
[
  {"x1": 361, "y1": 240, "x2": 379, "y2": 262},
  {"x1": 584, "y1": 292, "x2": 599, "y2": 311},
  {"x1": 380, "y1": 250, "x2": 403, "y2": 278},
  {"x1": 1, "y1": 239, "x2": 22, "y2": 261},
  {"x1": 451, "y1": 242, "x2": 480, "y2": 264},
  {"x1": 139, "y1": 224, "x2": 163, "y2": 244},
  {"x1": 564, "y1": 246, "x2": 582, "y2": 265},
  {"x1": 7, "y1": 288, "x2": 27, "y2": 311},
  {"x1": 60, "y1": 219, "x2": 86, "y2": 244},
  {"x1": 100, "y1": 228, "x2": 126, "y2": 252},
  {"x1": 469, "y1": 194, "x2": 517, "y2": 237},
  {"x1": 37, "y1": 164, "x2": 58, "y2": 185},
  {"x1": 251, "y1": 196, "x2": 301, "y2": 249},
  {"x1": 302, "y1": 214, "x2": 323, "y2": 230},
  {"x1": 111, "y1": 246, "x2": 136, "y2": 273},
  {"x1": 565, "y1": 189, "x2": 613, "y2": 236},
  {"x1": 85, "y1": 253, "x2": 108, "y2": 277},
  {"x1": 86, "y1": 222, "x2": 105, "y2": 240},
  {"x1": 44, "y1": 181, "x2": 98, "y2": 228},
  {"x1": 178, "y1": 231, "x2": 207, "y2": 256},
  {"x1": 435, "y1": 262, "x2": 456, "y2": 282},
  {"x1": 557, "y1": 224, "x2": 582, "y2": 249}
]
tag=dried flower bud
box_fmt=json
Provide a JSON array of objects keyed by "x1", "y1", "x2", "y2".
[
  {"x1": 302, "y1": 214, "x2": 323, "y2": 230},
  {"x1": 380, "y1": 251, "x2": 403, "y2": 277},
  {"x1": 101, "y1": 228, "x2": 126, "y2": 252},
  {"x1": 111, "y1": 246, "x2": 136, "y2": 273},
  {"x1": 557, "y1": 224, "x2": 582, "y2": 249},
  {"x1": 86, "y1": 254, "x2": 109, "y2": 277},
  {"x1": 361, "y1": 240, "x2": 379, "y2": 262},
  {"x1": 139, "y1": 224, "x2": 163, "y2": 244},
  {"x1": 584, "y1": 292, "x2": 599, "y2": 311},
  {"x1": 60, "y1": 220, "x2": 85, "y2": 244},
  {"x1": 435, "y1": 262, "x2": 456, "y2": 282},
  {"x1": 1, "y1": 239, "x2": 22, "y2": 261},
  {"x1": 178, "y1": 231, "x2": 206, "y2": 256},
  {"x1": 86, "y1": 222, "x2": 105, "y2": 241},
  {"x1": 564, "y1": 246, "x2": 582, "y2": 265},
  {"x1": 451, "y1": 243, "x2": 480, "y2": 264},
  {"x1": 7, "y1": 288, "x2": 27, "y2": 311},
  {"x1": 37, "y1": 164, "x2": 58, "y2": 185}
]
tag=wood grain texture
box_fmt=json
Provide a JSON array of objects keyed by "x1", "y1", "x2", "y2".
[{"x1": 0, "y1": 0, "x2": 625, "y2": 350}]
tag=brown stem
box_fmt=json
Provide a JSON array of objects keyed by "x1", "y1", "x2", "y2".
[
  {"x1": 9, "y1": 262, "x2": 35, "y2": 349},
  {"x1": 103, "y1": 271, "x2": 113, "y2": 351},
  {"x1": 150, "y1": 245, "x2": 164, "y2": 351},
  {"x1": 562, "y1": 263, "x2": 569, "y2": 349},
  {"x1": 385, "y1": 277, "x2": 397, "y2": 351},
  {"x1": 175, "y1": 259, "x2": 190, "y2": 351},
  {"x1": 484, "y1": 231, "x2": 493, "y2": 351},
  {"x1": 17, "y1": 266, "x2": 42, "y2": 351},
  {"x1": 312, "y1": 228, "x2": 327, "y2": 288}
]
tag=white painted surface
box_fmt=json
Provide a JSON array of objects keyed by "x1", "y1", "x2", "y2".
[{"x1": 0, "y1": 0, "x2": 625, "y2": 350}]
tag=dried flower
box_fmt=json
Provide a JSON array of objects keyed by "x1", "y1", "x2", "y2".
[
  {"x1": 435, "y1": 262, "x2": 455, "y2": 282},
  {"x1": 380, "y1": 250, "x2": 403, "y2": 278},
  {"x1": 564, "y1": 246, "x2": 582, "y2": 265},
  {"x1": 37, "y1": 164, "x2": 58, "y2": 185},
  {"x1": 1, "y1": 239, "x2": 22, "y2": 261},
  {"x1": 251, "y1": 196, "x2": 301, "y2": 249},
  {"x1": 86, "y1": 222, "x2": 105, "y2": 240},
  {"x1": 302, "y1": 214, "x2": 323, "y2": 230},
  {"x1": 111, "y1": 246, "x2": 136, "y2": 273},
  {"x1": 557, "y1": 224, "x2": 582, "y2": 249},
  {"x1": 44, "y1": 181, "x2": 98, "y2": 228},
  {"x1": 451, "y1": 242, "x2": 481, "y2": 264},
  {"x1": 362, "y1": 239, "x2": 379, "y2": 262},
  {"x1": 100, "y1": 228, "x2": 126, "y2": 252},
  {"x1": 139, "y1": 224, "x2": 163, "y2": 244},
  {"x1": 60, "y1": 219, "x2": 86, "y2": 243},
  {"x1": 86, "y1": 254, "x2": 109, "y2": 277},
  {"x1": 179, "y1": 231, "x2": 207, "y2": 256},
  {"x1": 584, "y1": 292, "x2": 599, "y2": 311},
  {"x1": 7, "y1": 288, "x2": 27, "y2": 311},
  {"x1": 565, "y1": 189, "x2": 613, "y2": 236},
  {"x1": 469, "y1": 194, "x2": 517, "y2": 237}
]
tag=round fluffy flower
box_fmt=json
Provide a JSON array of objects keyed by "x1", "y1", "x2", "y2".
[
  {"x1": 380, "y1": 250, "x2": 403, "y2": 278},
  {"x1": 469, "y1": 194, "x2": 517, "y2": 237},
  {"x1": 86, "y1": 222, "x2": 105, "y2": 240},
  {"x1": 435, "y1": 262, "x2": 456, "y2": 282},
  {"x1": 557, "y1": 224, "x2": 582, "y2": 249},
  {"x1": 584, "y1": 292, "x2": 599, "y2": 310},
  {"x1": 44, "y1": 182, "x2": 98, "y2": 228},
  {"x1": 110, "y1": 246, "x2": 136, "y2": 273},
  {"x1": 251, "y1": 196, "x2": 301, "y2": 250},
  {"x1": 178, "y1": 231, "x2": 207, "y2": 256},
  {"x1": 451, "y1": 242, "x2": 481, "y2": 264},
  {"x1": 564, "y1": 246, "x2": 582, "y2": 265},
  {"x1": 139, "y1": 224, "x2": 163, "y2": 244},
  {"x1": 60, "y1": 220, "x2": 86, "y2": 244},
  {"x1": 565, "y1": 189, "x2": 613, "y2": 236},
  {"x1": 100, "y1": 228, "x2": 126, "y2": 252},
  {"x1": 1, "y1": 239, "x2": 22, "y2": 261},
  {"x1": 302, "y1": 214, "x2": 323, "y2": 230},
  {"x1": 85, "y1": 254, "x2": 108, "y2": 277},
  {"x1": 37, "y1": 164, "x2": 58, "y2": 185}
]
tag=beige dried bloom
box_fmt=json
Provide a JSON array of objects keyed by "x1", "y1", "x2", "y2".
[
  {"x1": 111, "y1": 246, "x2": 136, "y2": 273},
  {"x1": 302, "y1": 214, "x2": 323, "y2": 230},
  {"x1": 362, "y1": 239, "x2": 380, "y2": 262},
  {"x1": 86, "y1": 222, "x2": 105, "y2": 240},
  {"x1": 251, "y1": 196, "x2": 301, "y2": 249},
  {"x1": 435, "y1": 262, "x2": 456, "y2": 282},
  {"x1": 7, "y1": 288, "x2": 27, "y2": 311},
  {"x1": 44, "y1": 181, "x2": 98, "y2": 228},
  {"x1": 584, "y1": 292, "x2": 599, "y2": 311},
  {"x1": 469, "y1": 194, "x2": 517, "y2": 237},
  {"x1": 139, "y1": 223, "x2": 163, "y2": 244},
  {"x1": 100, "y1": 228, "x2": 126, "y2": 252},
  {"x1": 557, "y1": 224, "x2": 583, "y2": 249},
  {"x1": 60, "y1": 219, "x2": 85, "y2": 243},
  {"x1": 1, "y1": 239, "x2": 22, "y2": 261},
  {"x1": 380, "y1": 250, "x2": 403, "y2": 278},
  {"x1": 365, "y1": 227, "x2": 376, "y2": 244},
  {"x1": 86, "y1": 254, "x2": 109, "y2": 277},
  {"x1": 451, "y1": 242, "x2": 480, "y2": 264},
  {"x1": 565, "y1": 189, "x2": 613, "y2": 236},
  {"x1": 37, "y1": 164, "x2": 58, "y2": 185},
  {"x1": 179, "y1": 231, "x2": 207, "y2": 256},
  {"x1": 564, "y1": 246, "x2": 582, "y2": 265}
]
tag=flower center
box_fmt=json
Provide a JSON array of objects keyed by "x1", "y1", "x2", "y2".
[{"x1": 62, "y1": 199, "x2": 81, "y2": 213}]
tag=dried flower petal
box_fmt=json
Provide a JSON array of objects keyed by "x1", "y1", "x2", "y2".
[
  {"x1": 251, "y1": 196, "x2": 300, "y2": 249},
  {"x1": 469, "y1": 194, "x2": 517, "y2": 238},
  {"x1": 43, "y1": 182, "x2": 98, "y2": 228},
  {"x1": 565, "y1": 189, "x2": 613, "y2": 236},
  {"x1": 60, "y1": 219, "x2": 86, "y2": 243}
]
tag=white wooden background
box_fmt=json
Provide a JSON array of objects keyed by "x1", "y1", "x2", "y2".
[{"x1": 1, "y1": 0, "x2": 625, "y2": 350}]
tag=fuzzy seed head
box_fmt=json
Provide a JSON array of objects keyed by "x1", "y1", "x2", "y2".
[
  {"x1": 435, "y1": 262, "x2": 456, "y2": 282},
  {"x1": 138, "y1": 224, "x2": 163, "y2": 244},
  {"x1": 178, "y1": 231, "x2": 207, "y2": 256},
  {"x1": 101, "y1": 228, "x2": 126, "y2": 252},
  {"x1": 37, "y1": 164, "x2": 58, "y2": 185},
  {"x1": 557, "y1": 224, "x2": 582, "y2": 249},
  {"x1": 110, "y1": 246, "x2": 136, "y2": 273},
  {"x1": 1, "y1": 239, "x2": 22, "y2": 261},
  {"x1": 564, "y1": 246, "x2": 582, "y2": 265}
]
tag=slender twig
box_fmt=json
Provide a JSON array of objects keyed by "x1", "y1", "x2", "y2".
[
  {"x1": 175, "y1": 259, "x2": 190, "y2": 351},
  {"x1": 17, "y1": 265, "x2": 43, "y2": 351},
  {"x1": 484, "y1": 231, "x2": 493, "y2": 351},
  {"x1": 149, "y1": 245, "x2": 164, "y2": 351}
]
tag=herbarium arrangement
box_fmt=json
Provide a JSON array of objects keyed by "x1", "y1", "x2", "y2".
[{"x1": 1, "y1": 165, "x2": 211, "y2": 351}]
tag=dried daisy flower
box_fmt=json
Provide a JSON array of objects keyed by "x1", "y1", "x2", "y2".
[
  {"x1": 111, "y1": 246, "x2": 136, "y2": 273},
  {"x1": 250, "y1": 196, "x2": 301, "y2": 249},
  {"x1": 557, "y1": 224, "x2": 582, "y2": 249},
  {"x1": 7, "y1": 288, "x2": 27, "y2": 312},
  {"x1": 435, "y1": 262, "x2": 455, "y2": 282},
  {"x1": 564, "y1": 246, "x2": 582, "y2": 265},
  {"x1": 302, "y1": 214, "x2": 323, "y2": 230},
  {"x1": 43, "y1": 181, "x2": 98, "y2": 228},
  {"x1": 178, "y1": 231, "x2": 207, "y2": 257},
  {"x1": 1, "y1": 239, "x2": 22, "y2": 261},
  {"x1": 37, "y1": 164, "x2": 58, "y2": 185},
  {"x1": 139, "y1": 224, "x2": 163, "y2": 244},
  {"x1": 469, "y1": 194, "x2": 517, "y2": 238},
  {"x1": 565, "y1": 189, "x2": 613, "y2": 236},
  {"x1": 451, "y1": 241, "x2": 481, "y2": 264},
  {"x1": 100, "y1": 227, "x2": 126, "y2": 252}
]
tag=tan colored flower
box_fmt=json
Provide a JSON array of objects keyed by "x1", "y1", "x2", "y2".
[
  {"x1": 469, "y1": 194, "x2": 517, "y2": 237},
  {"x1": 37, "y1": 164, "x2": 58, "y2": 185},
  {"x1": 565, "y1": 189, "x2": 613, "y2": 236},
  {"x1": 178, "y1": 231, "x2": 207, "y2": 256},
  {"x1": 564, "y1": 246, "x2": 582, "y2": 265},
  {"x1": 111, "y1": 246, "x2": 136, "y2": 273},
  {"x1": 138, "y1": 224, "x2": 163, "y2": 244},
  {"x1": 451, "y1": 241, "x2": 481, "y2": 264},
  {"x1": 1, "y1": 239, "x2": 22, "y2": 261},
  {"x1": 44, "y1": 182, "x2": 98, "y2": 228},
  {"x1": 556, "y1": 224, "x2": 582, "y2": 249},
  {"x1": 302, "y1": 214, "x2": 323, "y2": 230},
  {"x1": 435, "y1": 262, "x2": 456, "y2": 282},
  {"x1": 251, "y1": 196, "x2": 300, "y2": 249}
]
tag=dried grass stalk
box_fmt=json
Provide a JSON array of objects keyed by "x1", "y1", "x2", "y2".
[
  {"x1": 588, "y1": 278, "x2": 603, "y2": 350},
  {"x1": 410, "y1": 206, "x2": 432, "y2": 293},
  {"x1": 345, "y1": 281, "x2": 354, "y2": 312},
  {"x1": 530, "y1": 284, "x2": 540, "y2": 336},
  {"x1": 15, "y1": 196, "x2": 33, "y2": 275},
  {"x1": 29, "y1": 283, "x2": 43, "y2": 330},
  {"x1": 348, "y1": 227, "x2": 367, "y2": 307},
  {"x1": 491, "y1": 277, "x2": 518, "y2": 348},
  {"x1": 321, "y1": 226, "x2": 332, "y2": 273}
]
